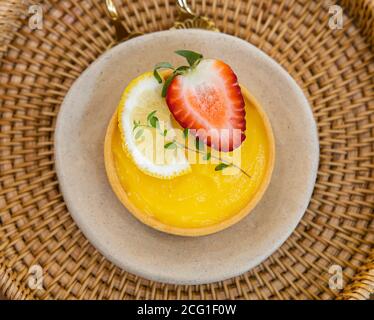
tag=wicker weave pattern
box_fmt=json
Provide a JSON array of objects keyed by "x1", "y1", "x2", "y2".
[{"x1": 0, "y1": 0, "x2": 373, "y2": 300}]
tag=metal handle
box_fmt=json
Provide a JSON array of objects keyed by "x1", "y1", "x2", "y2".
[
  {"x1": 106, "y1": 0, "x2": 120, "y2": 21},
  {"x1": 176, "y1": 0, "x2": 194, "y2": 16}
]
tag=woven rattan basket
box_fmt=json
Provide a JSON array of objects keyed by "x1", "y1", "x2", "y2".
[{"x1": 0, "y1": 0, "x2": 373, "y2": 300}]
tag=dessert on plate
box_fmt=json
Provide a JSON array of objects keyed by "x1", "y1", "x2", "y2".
[{"x1": 104, "y1": 50, "x2": 275, "y2": 236}]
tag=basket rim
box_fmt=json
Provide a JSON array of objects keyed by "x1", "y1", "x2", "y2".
[{"x1": 0, "y1": 0, "x2": 373, "y2": 300}]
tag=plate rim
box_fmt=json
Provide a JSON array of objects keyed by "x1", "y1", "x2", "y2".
[{"x1": 55, "y1": 29, "x2": 319, "y2": 284}]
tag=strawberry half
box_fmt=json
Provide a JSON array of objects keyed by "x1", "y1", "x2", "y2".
[{"x1": 165, "y1": 59, "x2": 246, "y2": 152}]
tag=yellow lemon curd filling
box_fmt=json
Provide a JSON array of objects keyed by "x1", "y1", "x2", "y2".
[{"x1": 111, "y1": 93, "x2": 272, "y2": 229}]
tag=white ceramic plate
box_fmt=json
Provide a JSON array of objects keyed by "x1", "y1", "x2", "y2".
[{"x1": 55, "y1": 30, "x2": 319, "y2": 284}]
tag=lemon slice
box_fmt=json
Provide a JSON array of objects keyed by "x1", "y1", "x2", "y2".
[{"x1": 118, "y1": 72, "x2": 191, "y2": 179}]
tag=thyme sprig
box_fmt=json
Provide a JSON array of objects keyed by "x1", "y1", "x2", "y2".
[{"x1": 133, "y1": 111, "x2": 251, "y2": 178}]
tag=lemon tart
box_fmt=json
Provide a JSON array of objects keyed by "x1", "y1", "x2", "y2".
[{"x1": 104, "y1": 51, "x2": 275, "y2": 236}]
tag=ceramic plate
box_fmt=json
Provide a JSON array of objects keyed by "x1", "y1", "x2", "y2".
[{"x1": 55, "y1": 30, "x2": 319, "y2": 284}]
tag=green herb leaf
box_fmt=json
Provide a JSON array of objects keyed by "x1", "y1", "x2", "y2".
[
  {"x1": 215, "y1": 163, "x2": 230, "y2": 171},
  {"x1": 183, "y1": 128, "x2": 189, "y2": 139},
  {"x1": 133, "y1": 120, "x2": 140, "y2": 131},
  {"x1": 163, "y1": 129, "x2": 168, "y2": 136},
  {"x1": 175, "y1": 50, "x2": 203, "y2": 67},
  {"x1": 134, "y1": 128, "x2": 144, "y2": 140},
  {"x1": 162, "y1": 74, "x2": 177, "y2": 97},
  {"x1": 147, "y1": 110, "x2": 157, "y2": 121},
  {"x1": 154, "y1": 62, "x2": 174, "y2": 70},
  {"x1": 195, "y1": 138, "x2": 204, "y2": 151},
  {"x1": 203, "y1": 152, "x2": 211, "y2": 161},
  {"x1": 174, "y1": 65, "x2": 190, "y2": 74},
  {"x1": 164, "y1": 141, "x2": 176, "y2": 149},
  {"x1": 149, "y1": 116, "x2": 159, "y2": 128},
  {"x1": 153, "y1": 62, "x2": 174, "y2": 83}
]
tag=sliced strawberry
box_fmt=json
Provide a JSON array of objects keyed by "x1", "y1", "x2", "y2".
[{"x1": 166, "y1": 59, "x2": 246, "y2": 151}]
